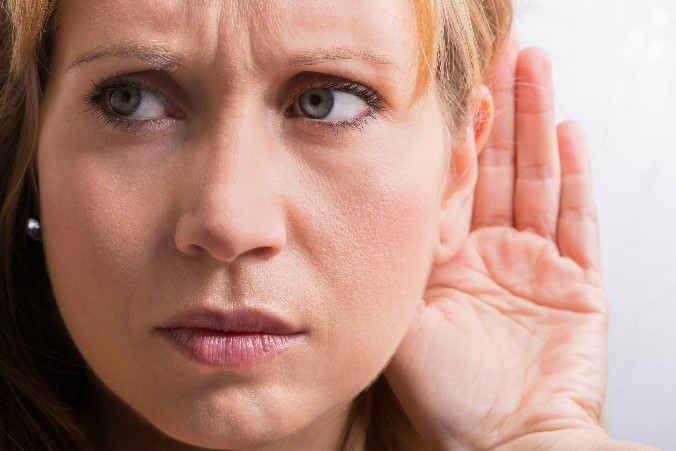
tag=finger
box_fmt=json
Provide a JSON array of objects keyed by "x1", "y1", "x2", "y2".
[
  {"x1": 514, "y1": 48, "x2": 560, "y2": 239},
  {"x1": 557, "y1": 121, "x2": 601, "y2": 270},
  {"x1": 473, "y1": 35, "x2": 519, "y2": 229}
]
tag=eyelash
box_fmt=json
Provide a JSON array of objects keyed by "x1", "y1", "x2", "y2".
[
  {"x1": 287, "y1": 79, "x2": 387, "y2": 135},
  {"x1": 83, "y1": 75, "x2": 387, "y2": 133},
  {"x1": 83, "y1": 78, "x2": 172, "y2": 131}
]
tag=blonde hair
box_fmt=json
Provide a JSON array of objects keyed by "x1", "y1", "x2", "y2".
[{"x1": 0, "y1": 0, "x2": 511, "y2": 449}]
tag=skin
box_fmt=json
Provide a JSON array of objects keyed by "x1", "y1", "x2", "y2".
[
  {"x1": 388, "y1": 39, "x2": 657, "y2": 450},
  {"x1": 37, "y1": 0, "x2": 482, "y2": 449},
  {"x1": 34, "y1": 0, "x2": 656, "y2": 448}
]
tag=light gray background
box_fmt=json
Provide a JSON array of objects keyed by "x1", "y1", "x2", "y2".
[{"x1": 514, "y1": 1, "x2": 675, "y2": 449}]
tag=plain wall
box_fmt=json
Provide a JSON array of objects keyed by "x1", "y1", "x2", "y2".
[{"x1": 515, "y1": 1, "x2": 676, "y2": 449}]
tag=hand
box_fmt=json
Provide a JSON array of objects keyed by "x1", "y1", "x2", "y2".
[{"x1": 386, "y1": 38, "x2": 611, "y2": 450}]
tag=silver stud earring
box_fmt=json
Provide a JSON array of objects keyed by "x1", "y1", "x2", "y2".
[{"x1": 26, "y1": 218, "x2": 41, "y2": 242}]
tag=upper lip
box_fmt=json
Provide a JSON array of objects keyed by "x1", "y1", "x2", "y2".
[{"x1": 157, "y1": 308, "x2": 299, "y2": 335}]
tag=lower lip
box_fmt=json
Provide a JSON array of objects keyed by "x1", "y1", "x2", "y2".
[{"x1": 160, "y1": 328, "x2": 301, "y2": 367}]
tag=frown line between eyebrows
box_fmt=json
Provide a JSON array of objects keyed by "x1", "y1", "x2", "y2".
[{"x1": 64, "y1": 44, "x2": 184, "y2": 73}]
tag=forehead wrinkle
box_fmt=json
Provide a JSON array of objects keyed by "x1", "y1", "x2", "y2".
[
  {"x1": 57, "y1": 0, "x2": 201, "y2": 73},
  {"x1": 237, "y1": 0, "x2": 295, "y2": 71},
  {"x1": 232, "y1": 1, "x2": 407, "y2": 74},
  {"x1": 67, "y1": 0, "x2": 191, "y2": 31}
]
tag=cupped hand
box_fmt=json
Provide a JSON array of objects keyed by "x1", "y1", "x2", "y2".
[{"x1": 386, "y1": 39, "x2": 610, "y2": 450}]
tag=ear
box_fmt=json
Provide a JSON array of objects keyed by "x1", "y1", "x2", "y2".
[{"x1": 433, "y1": 85, "x2": 494, "y2": 264}]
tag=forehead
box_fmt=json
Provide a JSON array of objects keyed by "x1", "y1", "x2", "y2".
[{"x1": 55, "y1": 0, "x2": 419, "y2": 78}]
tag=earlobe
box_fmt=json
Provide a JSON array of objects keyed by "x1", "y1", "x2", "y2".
[
  {"x1": 432, "y1": 142, "x2": 474, "y2": 265},
  {"x1": 433, "y1": 85, "x2": 494, "y2": 265},
  {"x1": 434, "y1": 202, "x2": 469, "y2": 265}
]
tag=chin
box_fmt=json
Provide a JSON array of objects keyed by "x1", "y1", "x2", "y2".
[
  {"x1": 132, "y1": 385, "x2": 351, "y2": 451},
  {"x1": 166, "y1": 426, "x2": 289, "y2": 451}
]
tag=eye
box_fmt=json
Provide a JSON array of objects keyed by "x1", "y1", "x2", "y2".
[
  {"x1": 83, "y1": 74, "x2": 184, "y2": 130},
  {"x1": 294, "y1": 88, "x2": 369, "y2": 121},
  {"x1": 107, "y1": 86, "x2": 166, "y2": 119}
]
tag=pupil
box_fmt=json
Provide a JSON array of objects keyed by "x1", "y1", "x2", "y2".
[{"x1": 298, "y1": 89, "x2": 334, "y2": 120}]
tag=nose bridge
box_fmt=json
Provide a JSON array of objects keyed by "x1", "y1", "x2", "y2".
[
  {"x1": 203, "y1": 112, "x2": 265, "y2": 212},
  {"x1": 175, "y1": 107, "x2": 286, "y2": 262}
]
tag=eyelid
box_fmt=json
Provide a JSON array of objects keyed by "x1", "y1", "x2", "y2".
[
  {"x1": 83, "y1": 70, "x2": 387, "y2": 135},
  {"x1": 284, "y1": 75, "x2": 388, "y2": 115},
  {"x1": 89, "y1": 76, "x2": 170, "y2": 110},
  {"x1": 83, "y1": 72, "x2": 186, "y2": 130}
]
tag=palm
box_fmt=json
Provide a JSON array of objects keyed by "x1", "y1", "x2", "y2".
[
  {"x1": 386, "y1": 42, "x2": 609, "y2": 449},
  {"x1": 401, "y1": 228, "x2": 606, "y2": 448}
]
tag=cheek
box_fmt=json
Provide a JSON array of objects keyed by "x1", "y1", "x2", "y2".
[
  {"x1": 37, "y1": 84, "x2": 448, "y2": 445},
  {"x1": 296, "y1": 146, "x2": 445, "y2": 383},
  {"x1": 37, "y1": 130, "x2": 171, "y2": 358}
]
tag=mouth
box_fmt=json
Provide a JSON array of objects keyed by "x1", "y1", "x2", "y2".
[{"x1": 156, "y1": 308, "x2": 303, "y2": 368}]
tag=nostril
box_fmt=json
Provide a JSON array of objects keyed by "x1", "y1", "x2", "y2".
[
  {"x1": 183, "y1": 243, "x2": 204, "y2": 256},
  {"x1": 245, "y1": 244, "x2": 284, "y2": 261},
  {"x1": 173, "y1": 158, "x2": 287, "y2": 263},
  {"x1": 174, "y1": 209, "x2": 286, "y2": 263}
]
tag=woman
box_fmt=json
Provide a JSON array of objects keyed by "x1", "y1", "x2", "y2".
[{"x1": 0, "y1": 0, "x2": 654, "y2": 449}]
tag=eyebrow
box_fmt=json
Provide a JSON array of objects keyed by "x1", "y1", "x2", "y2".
[
  {"x1": 288, "y1": 48, "x2": 397, "y2": 68},
  {"x1": 65, "y1": 44, "x2": 397, "y2": 74},
  {"x1": 65, "y1": 44, "x2": 183, "y2": 73}
]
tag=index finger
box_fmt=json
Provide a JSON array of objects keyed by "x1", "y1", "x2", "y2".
[{"x1": 473, "y1": 35, "x2": 519, "y2": 229}]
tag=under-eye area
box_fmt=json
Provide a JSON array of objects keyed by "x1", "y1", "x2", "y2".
[{"x1": 1, "y1": 0, "x2": 642, "y2": 450}]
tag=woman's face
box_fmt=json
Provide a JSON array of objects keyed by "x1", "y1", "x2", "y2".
[{"x1": 38, "y1": 0, "x2": 455, "y2": 447}]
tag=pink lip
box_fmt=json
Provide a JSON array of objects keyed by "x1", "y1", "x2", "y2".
[{"x1": 157, "y1": 309, "x2": 302, "y2": 367}]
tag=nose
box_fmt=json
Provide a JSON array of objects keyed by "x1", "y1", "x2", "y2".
[{"x1": 174, "y1": 116, "x2": 287, "y2": 263}]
